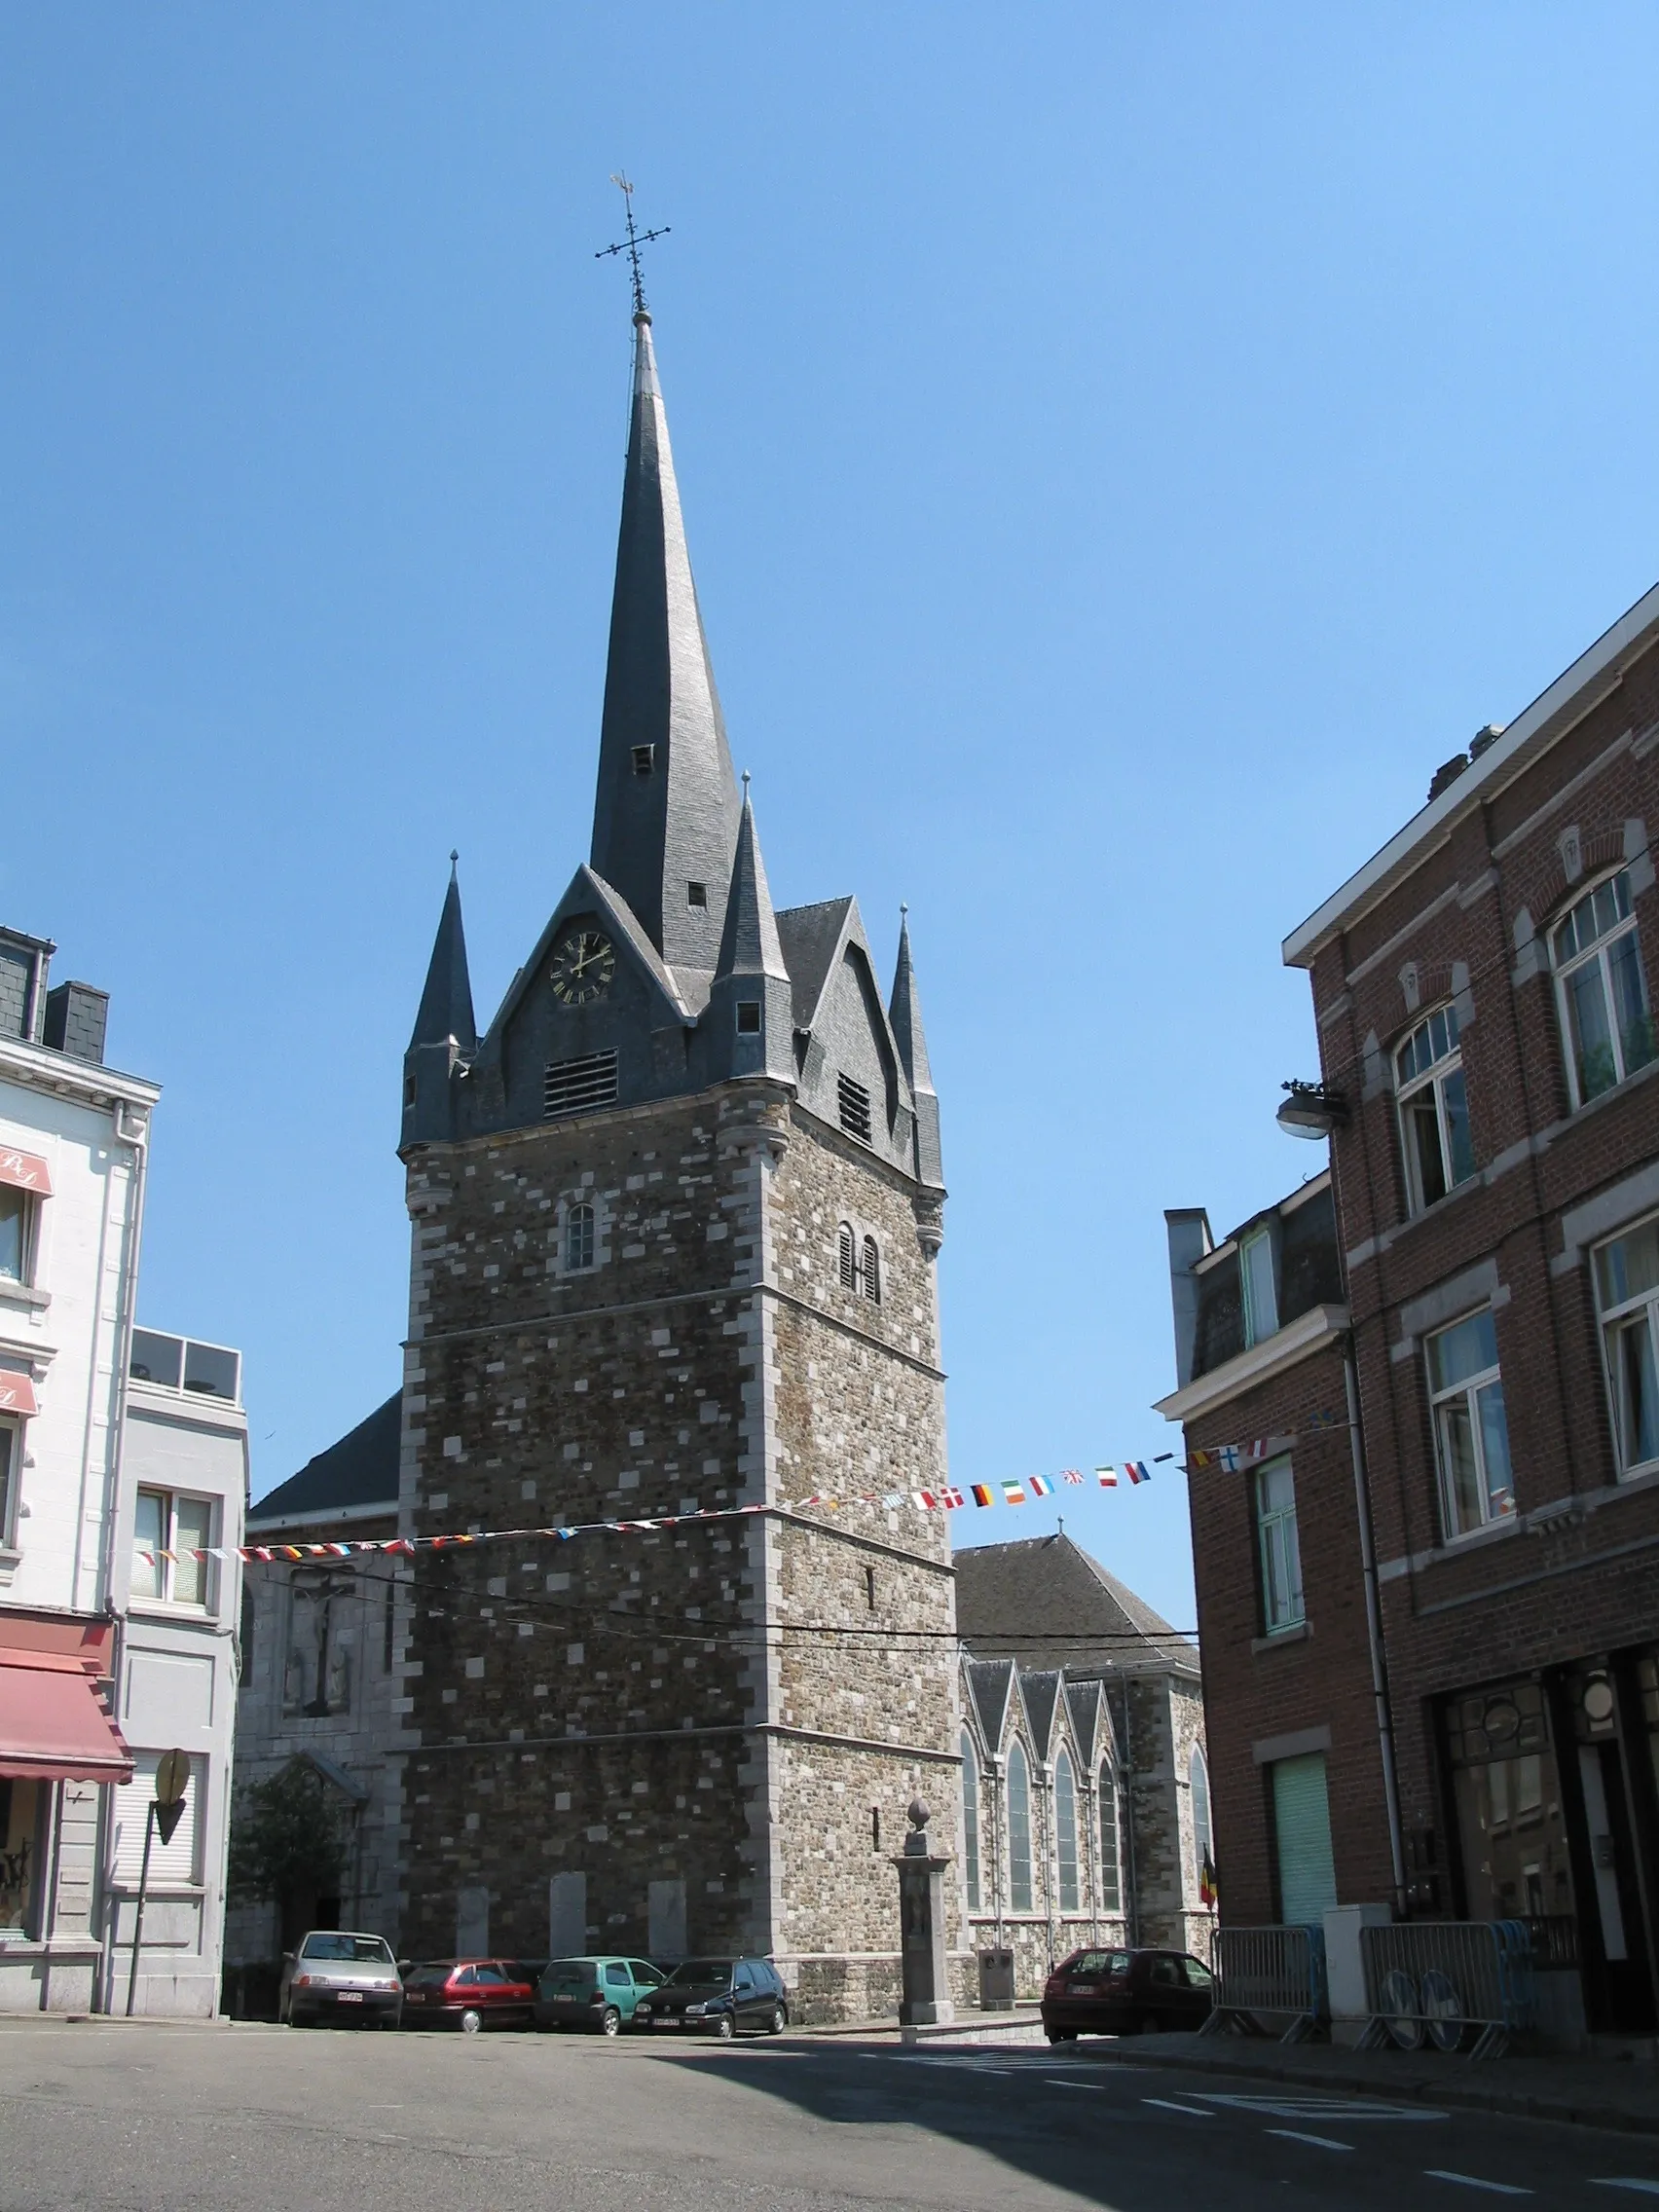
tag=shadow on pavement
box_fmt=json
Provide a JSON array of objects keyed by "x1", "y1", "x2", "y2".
[{"x1": 632, "y1": 2034, "x2": 1195, "y2": 2209}]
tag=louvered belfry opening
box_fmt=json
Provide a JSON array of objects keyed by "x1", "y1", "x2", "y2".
[
  {"x1": 836, "y1": 1072, "x2": 872, "y2": 1144},
  {"x1": 543, "y1": 1050, "x2": 619, "y2": 1120},
  {"x1": 837, "y1": 1223, "x2": 858, "y2": 1291}
]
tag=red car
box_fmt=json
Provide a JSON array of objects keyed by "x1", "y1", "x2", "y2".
[
  {"x1": 1041, "y1": 1946, "x2": 1215, "y2": 2043},
  {"x1": 400, "y1": 1958, "x2": 544, "y2": 2032}
]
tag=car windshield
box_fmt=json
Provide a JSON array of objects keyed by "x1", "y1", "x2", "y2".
[
  {"x1": 665, "y1": 1959, "x2": 733, "y2": 1990},
  {"x1": 300, "y1": 1934, "x2": 393, "y2": 1965},
  {"x1": 541, "y1": 1962, "x2": 597, "y2": 1991}
]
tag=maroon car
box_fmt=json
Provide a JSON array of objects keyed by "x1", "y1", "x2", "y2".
[
  {"x1": 1041, "y1": 1946, "x2": 1214, "y2": 2043},
  {"x1": 400, "y1": 1958, "x2": 544, "y2": 2032}
]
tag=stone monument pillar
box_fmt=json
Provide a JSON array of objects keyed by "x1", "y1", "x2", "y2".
[{"x1": 893, "y1": 1796, "x2": 955, "y2": 2036}]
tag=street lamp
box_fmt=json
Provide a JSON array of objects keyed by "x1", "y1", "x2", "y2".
[{"x1": 1276, "y1": 1079, "x2": 1347, "y2": 1141}]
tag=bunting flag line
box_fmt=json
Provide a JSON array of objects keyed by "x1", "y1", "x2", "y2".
[{"x1": 141, "y1": 1415, "x2": 1351, "y2": 1571}]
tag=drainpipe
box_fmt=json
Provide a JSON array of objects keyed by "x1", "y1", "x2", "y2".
[
  {"x1": 991, "y1": 1754, "x2": 1005, "y2": 1956},
  {"x1": 1344, "y1": 1339, "x2": 1407, "y2": 1915}
]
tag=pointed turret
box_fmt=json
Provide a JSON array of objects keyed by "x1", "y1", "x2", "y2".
[
  {"x1": 589, "y1": 312, "x2": 743, "y2": 975},
  {"x1": 402, "y1": 857, "x2": 475, "y2": 1149},
  {"x1": 409, "y1": 856, "x2": 477, "y2": 1053},
  {"x1": 889, "y1": 907, "x2": 943, "y2": 1187},
  {"x1": 706, "y1": 778, "x2": 795, "y2": 1084}
]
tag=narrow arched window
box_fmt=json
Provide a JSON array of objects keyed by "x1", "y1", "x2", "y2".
[
  {"x1": 1007, "y1": 1740, "x2": 1033, "y2": 1912},
  {"x1": 837, "y1": 1223, "x2": 857, "y2": 1291},
  {"x1": 1191, "y1": 1744, "x2": 1212, "y2": 1891},
  {"x1": 1098, "y1": 1764, "x2": 1122, "y2": 1912},
  {"x1": 566, "y1": 1201, "x2": 596, "y2": 1272},
  {"x1": 862, "y1": 1235, "x2": 881, "y2": 1306},
  {"x1": 961, "y1": 1731, "x2": 981, "y2": 1911},
  {"x1": 1054, "y1": 1748, "x2": 1080, "y2": 1912}
]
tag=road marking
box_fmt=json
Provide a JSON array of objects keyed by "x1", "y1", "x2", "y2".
[
  {"x1": 1591, "y1": 2186, "x2": 1659, "y2": 2196},
  {"x1": 1267, "y1": 2128, "x2": 1353, "y2": 2152},
  {"x1": 1198, "y1": 2092, "x2": 1448, "y2": 2122},
  {"x1": 1042, "y1": 2079, "x2": 1106, "y2": 2090},
  {"x1": 1424, "y1": 2172, "x2": 1531, "y2": 2195},
  {"x1": 1141, "y1": 2097, "x2": 1214, "y2": 2117}
]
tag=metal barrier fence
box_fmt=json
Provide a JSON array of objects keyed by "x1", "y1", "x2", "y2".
[
  {"x1": 1200, "y1": 1925, "x2": 1328, "y2": 2045},
  {"x1": 1358, "y1": 1919, "x2": 1536, "y2": 2060}
]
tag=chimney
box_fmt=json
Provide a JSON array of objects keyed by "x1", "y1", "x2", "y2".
[
  {"x1": 44, "y1": 981, "x2": 110, "y2": 1065},
  {"x1": 1164, "y1": 1208, "x2": 1214, "y2": 1389},
  {"x1": 1427, "y1": 756, "x2": 1468, "y2": 803},
  {"x1": 1469, "y1": 722, "x2": 1505, "y2": 760}
]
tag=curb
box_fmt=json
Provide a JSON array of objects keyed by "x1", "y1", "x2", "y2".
[{"x1": 1086, "y1": 2041, "x2": 1659, "y2": 2141}]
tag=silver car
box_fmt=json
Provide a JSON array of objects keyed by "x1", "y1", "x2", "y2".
[{"x1": 279, "y1": 1930, "x2": 403, "y2": 2028}]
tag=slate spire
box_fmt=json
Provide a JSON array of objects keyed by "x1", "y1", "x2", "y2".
[
  {"x1": 409, "y1": 854, "x2": 477, "y2": 1053},
  {"x1": 589, "y1": 311, "x2": 743, "y2": 973},
  {"x1": 708, "y1": 776, "x2": 794, "y2": 1083},
  {"x1": 890, "y1": 907, "x2": 943, "y2": 1187}
]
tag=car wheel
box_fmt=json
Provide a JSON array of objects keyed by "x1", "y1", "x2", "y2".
[
  {"x1": 600, "y1": 2008, "x2": 621, "y2": 2038},
  {"x1": 714, "y1": 2011, "x2": 736, "y2": 2041},
  {"x1": 767, "y1": 2005, "x2": 786, "y2": 2036},
  {"x1": 461, "y1": 2009, "x2": 483, "y2": 2036}
]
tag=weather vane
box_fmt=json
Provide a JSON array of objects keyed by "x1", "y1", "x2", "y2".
[{"x1": 595, "y1": 173, "x2": 671, "y2": 317}]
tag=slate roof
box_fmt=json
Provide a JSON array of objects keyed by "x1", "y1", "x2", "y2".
[
  {"x1": 954, "y1": 1532, "x2": 1199, "y2": 1680},
  {"x1": 775, "y1": 898, "x2": 855, "y2": 1032},
  {"x1": 964, "y1": 1657, "x2": 1016, "y2": 1751},
  {"x1": 249, "y1": 1393, "x2": 401, "y2": 1528}
]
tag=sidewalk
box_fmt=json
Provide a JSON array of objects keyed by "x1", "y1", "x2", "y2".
[{"x1": 1071, "y1": 2029, "x2": 1659, "y2": 2140}]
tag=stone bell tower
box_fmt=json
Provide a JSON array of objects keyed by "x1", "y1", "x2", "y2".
[{"x1": 393, "y1": 303, "x2": 959, "y2": 2021}]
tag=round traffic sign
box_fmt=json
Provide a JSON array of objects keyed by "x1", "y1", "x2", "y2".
[{"x1": 155, "y1": 1749, "x2": 190, "y2": 1807}]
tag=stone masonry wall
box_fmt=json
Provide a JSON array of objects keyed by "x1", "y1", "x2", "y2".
[{"x1": 395, "y1": 1080, "x2": 958, "y2": 2013}]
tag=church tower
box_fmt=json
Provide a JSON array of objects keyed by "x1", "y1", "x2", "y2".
[{"x1": 395, "y1": 307, "x2": 956, "y2": 2020}]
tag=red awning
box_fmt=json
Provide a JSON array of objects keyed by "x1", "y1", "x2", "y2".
[
  {"x1": 0, "y1": 1372, "x2": 38, "y2": 1417},
  {"x1": 0, "y1": 1649, "x2": 133, "y2": 1783},
  {"x1": 0, "y1": 1148, "x2": 52, "y2": 1198}
]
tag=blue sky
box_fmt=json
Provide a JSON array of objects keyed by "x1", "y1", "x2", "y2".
[{"x1": 4, "y1": 6, "x2": 1656, "y2": 1630}]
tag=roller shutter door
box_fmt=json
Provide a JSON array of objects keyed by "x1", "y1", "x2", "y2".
[{"x1": 1272, "y1": 1751, "x2": 1337, "y2": 1925}]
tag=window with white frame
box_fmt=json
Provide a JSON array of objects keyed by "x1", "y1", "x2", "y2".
[
  {"x1": 1593, "y1": 1213, "x2": 1659, "y2": 1478},
  {"x1": 1426, "y1": 1308, "x2": 1516, "y2": 1535},
  {"x1": 1007, "y1": 1740, "x2": 1033, "y2": 1912},
  {"x1": 1395, "y1": 1005, "x2": 1475, "y2": 1212},
  {"x1": 961, "y1": 1731, "x2": 981, "y2": 1911},
  {"x1": 1098, "y1": 1764, "x2": 1122, "y2": 1912},
  {"x1": 0, "y1": 1186, "x2": 30, "y2": 1283},
  {"x1": 1253, "y1": 1454, "x2": 1305, "y2": 1633},
  {"x1": 1191, "y1": 1744, "x2": 1213, "y2": 1890},
  {"x1": 1553, "y1": 867, "x2": 1656, "y2": 1106},
  {"x1": 1240, "y1": 1227, "x2": 1277, "y2": 1346},
  {"x1": 565, "y1": 1200, "x2": 596, "y2": 1272},
  {"x1": 131, "y1": 1488, "x2": 215, "y2": 1607},
  {"x1": 1054, "y1": 1748, "x2": 1080, "y2": 1911}
]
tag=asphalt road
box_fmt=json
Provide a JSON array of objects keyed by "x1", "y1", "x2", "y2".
[{"x1": 2, "y1": 2016, "x2": 1656, "y2": 2212}]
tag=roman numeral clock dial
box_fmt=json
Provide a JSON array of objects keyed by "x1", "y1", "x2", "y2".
[{"x1": 549, "y1": 928, "x2": 616, "y2": 1006}]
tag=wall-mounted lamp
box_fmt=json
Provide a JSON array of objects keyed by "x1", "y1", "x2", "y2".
[{"x1": 1277, "y1": 1079, "x2": 1347, "y2": 1140}]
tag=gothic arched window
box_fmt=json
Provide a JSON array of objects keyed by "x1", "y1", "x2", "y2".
[
  {"x1": 566, "y1": 1201, "x2": 596, "y2": 1272},
  {"x1": 1007, "y1": 1740, "x2": 1033, "y2": 1912},
  {"x1": 862, "y1": 1235, "x2": 881, "y2": 1306},
  {"x1": 1099, "y1": 1763, "x2": 1122, "y2": 1913},
  {"x1": 1054, "y1": 1748, "x2": 1080, "y2": 1912},
  {"x1": 961, "y1": 1731, "x2": 981, "y2": 1911},
  {"x1": 837, "y1": 1223, "x2": 858, "y2": 1292},
  {"x1": 1191, "y1": 1743, "x2": 1213, "y2": 1891}
]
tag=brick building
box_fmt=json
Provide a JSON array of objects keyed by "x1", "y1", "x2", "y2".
[
  {"x1": 387, "y1": 303, "x2": 957, "y2": 2023},
  {"x1": 1159, "y1": 581, "x2": 1659, "y2": 2037}
]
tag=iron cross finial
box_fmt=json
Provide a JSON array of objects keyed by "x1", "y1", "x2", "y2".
[{"x1": 596, "y1": 173, "x2": 672, "y2": 318}]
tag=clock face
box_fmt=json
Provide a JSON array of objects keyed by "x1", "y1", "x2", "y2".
[{"x1": 549, "y1": 927, "x2": 616, "y2": 1006}]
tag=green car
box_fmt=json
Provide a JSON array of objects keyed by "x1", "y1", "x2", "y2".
[{"x1": 534, "y1": 1955, "x2": 665, "y2": 2035}]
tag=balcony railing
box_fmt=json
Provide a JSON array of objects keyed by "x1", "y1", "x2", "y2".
[{"x1": 129, "y1": 1328, "x2": 241, "y2": 1407}]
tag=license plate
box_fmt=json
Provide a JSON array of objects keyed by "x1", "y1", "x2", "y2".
[
  {"x1": 337, "y1": 1991, "x2": 364, "y2": 2004},
  {"x1": 553, "y1": 1996, "x2": 575, "y2": 2007}
]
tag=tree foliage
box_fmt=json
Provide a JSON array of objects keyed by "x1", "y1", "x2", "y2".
[{"x1": 227, "y1": 1762, "x2": 348, "y2": 1905}]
